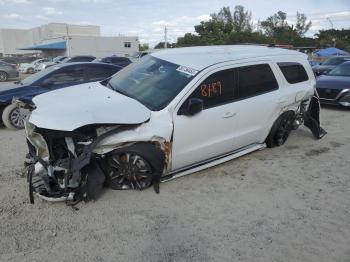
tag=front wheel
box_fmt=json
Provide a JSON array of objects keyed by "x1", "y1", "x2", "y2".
[
  {"x1": 104, "y1": 143, "x2": 165, "y2": 191},
  {"x1": 1, "y1": 104, "x2": 28, "y2": 129},
  {"x1": 27, "y1": 68, "x2": 34, "y2": 74},
  {"x1": 0, "y1": 71, "x2": 8, "y2": 81}
]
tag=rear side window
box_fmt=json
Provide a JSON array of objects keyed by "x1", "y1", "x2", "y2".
[
  {"x1": 44, "y1": 66, "x2": 85, "y2": 85},
  {"x1": 278, "y1": 62, "x2": 309, "y2": 84},
  {"x1": 86, "y1": 65, "x2": 120, "y2": 81},
  {"x1": 111, "y1": 57, "x2": 131, "y2": 63},
  {"x1": 186, "y1": 69, "x2": 235, "y2": 109},
  {"x1": 237, "y1": 64, "x2": 278, "y2": 99},
  {"x1": 71, "y1": 56, "x2": 95, "y2": 62}
]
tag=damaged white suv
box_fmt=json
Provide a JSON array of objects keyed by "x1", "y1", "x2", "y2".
[{"x1": 25, "y1": 45, "x2": 326, "y2": 204}]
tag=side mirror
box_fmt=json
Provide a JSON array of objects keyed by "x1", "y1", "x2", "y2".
[{"x1": 182, "y1": 98, "x2": 203, "y2": 116}]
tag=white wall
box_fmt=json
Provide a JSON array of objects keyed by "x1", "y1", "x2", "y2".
[
  {"x1": 68, "y1": 36, "x2": 139, "y2": 57},
  {"x1": 0, "y1": 23, "x2": 101, "y2": 56},
  {"x1": 0, "y1": 29, "x2": 36, "y2": 55}
]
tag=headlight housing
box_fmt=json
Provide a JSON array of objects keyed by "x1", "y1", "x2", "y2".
[{"x1": 25, "y1": 121, "x2": 49, "y2": 158}]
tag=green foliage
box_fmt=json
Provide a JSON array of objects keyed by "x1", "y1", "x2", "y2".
[
  {"x1": 175, "y1": 5, "x2": 349, "y2": 51},
  {"x1": 154, "y1": 42, "x2": 177, "y2": 49},
  {"x1": 139, "y1": 43, "x2": 149, "y2": 51},
  {"x1": 315, "y1": 29, "x2": 350, "y2": 51},
  {"x1": 295, "y1": 12, "x2": 312, "y2": 37}
]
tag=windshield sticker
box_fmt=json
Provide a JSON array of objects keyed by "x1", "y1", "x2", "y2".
[{"x1": 176, "y1": 66, "x2": 198, "y2": 76}]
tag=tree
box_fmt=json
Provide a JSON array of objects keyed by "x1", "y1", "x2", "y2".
[
  {"x1": 260, "y1": 11, "x2": 288, "y2": 37},
  {"x1": 139, "y1": 43, "x2": 149, "y2": 51},
  {"x1": 232, "y1": 5, "x2": 252, "y2": 33},
  {"x1": 154, "y1": 42, "x2": 176, "y2": 49},
  {"x1": 295, "y1": 12, "x2": 312, "y2": 36}
]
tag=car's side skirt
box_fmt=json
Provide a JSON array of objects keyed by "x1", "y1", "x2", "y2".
[{"x1": 161, "y1": 143, "x2": 266, "y2": 182}]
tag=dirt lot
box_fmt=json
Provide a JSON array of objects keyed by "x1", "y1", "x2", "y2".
[{"x1": 0, "y1": 79, "x2": 349, "y2": 262}]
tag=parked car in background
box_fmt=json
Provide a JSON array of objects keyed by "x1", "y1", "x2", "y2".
[
  {"x1": 19, "y1": 58, "x2": 51, "y2": 74},
  {"x1": 35, "y1": 56, "x2": 67, "y2": 71},
  {"x1": 308, "y1": 60, "x2": 319, "y2": 67},
  {"x1": 312, "y1": 56, "x2": 350, "y2": 76},
  {"x1": 94, "y1": 56, "x2": 132, "y2": 67},
  {"x1": 0, "y1": 61, "x2": 19, "y2": 82},
  {"x1": 61, "y1": 56, "x2": 96, "y2": 63},
  {"x1": 24, "y1": 45, "x2": 326, "y2": 204},
  {"x1": 0, "y1": 62, "x2": 122, "y2": 129},
  {"x1": 316, "y1": 61, "x2": 350, "y2": 107},
  {"x1": 1, "y1": 56, "x2": 38, "y2": 66}
]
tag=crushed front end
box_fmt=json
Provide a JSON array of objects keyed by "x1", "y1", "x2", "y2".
[{"x1": 25, "y1": 122, "x2": 118, "y2": 205}]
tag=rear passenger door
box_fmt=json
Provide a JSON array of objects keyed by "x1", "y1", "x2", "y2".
[{"x1": 229, "y1": 63, "x2": 283, "y2": 149}]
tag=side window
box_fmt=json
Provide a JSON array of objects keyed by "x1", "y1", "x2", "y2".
[
  {"x1": 86, "y1": 65, "x2": 119, "y2": 81},
  {"x1": 278, "y1": 62, "x2": 309, "y2": 84},
  {"x1": 44, "y1": 66, "x2": 85, "y2": 85},
  {"x1": 186, "y1": 69, "x2": 235, "y2": 109},
  {"x1": 237, "y1": 64, "x2": 278, "y2": 99},
  {"x1": 102, "y1": 57, "x2": 112, "y2": 63},
  {"x1": 81, "y1": 56, "x2": 95, "y2": 62}
]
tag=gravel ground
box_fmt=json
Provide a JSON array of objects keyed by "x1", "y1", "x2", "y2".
[{"x1": 0, "y1": 78, "x2": 349, "y2": 262}]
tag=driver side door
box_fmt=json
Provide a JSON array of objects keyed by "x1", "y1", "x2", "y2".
[{"x1": 171, "y1": 68, "x2": 237, "y2": 170}]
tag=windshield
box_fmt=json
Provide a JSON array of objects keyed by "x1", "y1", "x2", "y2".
[
  {"x1": 327, "y1": 63, "x2": 350, "y2": 77},
  {"x1": 20, "y1": 66, "x2": 59, "y2": 85},
  {"x1": 322, "y1": 57, "x2": 347, "y2": 66},
  {"x1": 108, "y1": 56, "x2": 196, "y2": 110}
]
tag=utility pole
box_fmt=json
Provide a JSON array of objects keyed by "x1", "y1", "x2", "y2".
[
  {"x1": 164, "y1": 26, "x2": 167, "y2": 49},
  {"x1": 66, "y1": 24, "x2": 70, "y2": 57},
  {"x1": 326, "y1": 18, "x2": 333, "y2": 29}
]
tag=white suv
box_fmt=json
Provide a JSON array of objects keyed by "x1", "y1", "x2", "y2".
[{"x1": 25, "y1": 45, "x2": 326, "y2": 204}]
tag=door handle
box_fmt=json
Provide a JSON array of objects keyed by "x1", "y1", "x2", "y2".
[{"x1": 222, "y1": 111, "x2": 236, "y2": 118}]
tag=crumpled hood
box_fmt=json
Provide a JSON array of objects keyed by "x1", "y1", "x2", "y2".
[
  {"x1": 29, "y1": 82, "x2": 151, "y2": 131},
  {"x1": 316, "y1": 75, "x2": 350, "y2": 90}
]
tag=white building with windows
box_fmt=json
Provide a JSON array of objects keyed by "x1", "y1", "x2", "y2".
[{"x1": 0, "y1": 23, "x2": 139, "y2": 57}]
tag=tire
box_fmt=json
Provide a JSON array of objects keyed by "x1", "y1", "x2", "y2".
[
  {"x1": 265, "y1": 111, "x2": 295, "y2": 148},
  {"x1": 104, "y1": 143, "x2": 165, "y2": 191},
  {"x1": 27, "y1": 68, "x2": 34, "y2": 74},
  {"x1": 1, "y1": 104, "x2": 27, "y2": 129},
  {"x1": 0, "y1": 71, "x2": 8, "y2": 82}
]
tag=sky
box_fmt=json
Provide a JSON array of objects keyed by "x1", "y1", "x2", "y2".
[{"x1": 0, "y1": 0, "x2": 349, "y2": 46}]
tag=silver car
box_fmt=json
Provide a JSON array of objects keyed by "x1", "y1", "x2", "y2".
[{"x1": 0, "y1": 61, "x2": 19, "y2": 81}]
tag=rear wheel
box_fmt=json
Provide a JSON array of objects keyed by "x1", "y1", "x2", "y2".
[
  {"x1": 1, "y1": 104, "x2": 27, "y2": 129},
  {"x1": 104, "y1": 143, "x2": 165, "y2": 190},
  {"x1": 27, "y1": 68, "x2": 34, "y2": 74},
  {"x1": 266, "y1": 111, "x2": 295, "y2": 148},
  {"x1": 0, "y1": 71, "x2": 8, "y2": 81}
]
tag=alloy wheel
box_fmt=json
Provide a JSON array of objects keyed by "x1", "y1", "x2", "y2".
[
  {"x1": 107, "y1": 152, "x2": 153, "y2": 190},
  {"x1": 9, "y1": 107, "x2": 27, "y2": 129},
  {"x1": 0, "y1": 72, "x2": 8, "y2": 81}
]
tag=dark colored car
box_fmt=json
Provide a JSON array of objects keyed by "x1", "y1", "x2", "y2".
[
  {"x1": 312, "y1": 56, "x2": 350, "y2": 76},
  {"x1": 316, "y1": 61, "x2": 350, "y2": 107},
  {"x1": 95, "y1": 56, "x2": 132, "y2": 67},
  {"x1": 61, "y1": 56, "x2": 96, "y2": 63},
  {"x1": 0, "y1": 62, "x2": 121, "y2": 129},
  {"x1": 0, "y1": 61, "x2": 19, "y2": 81}
]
